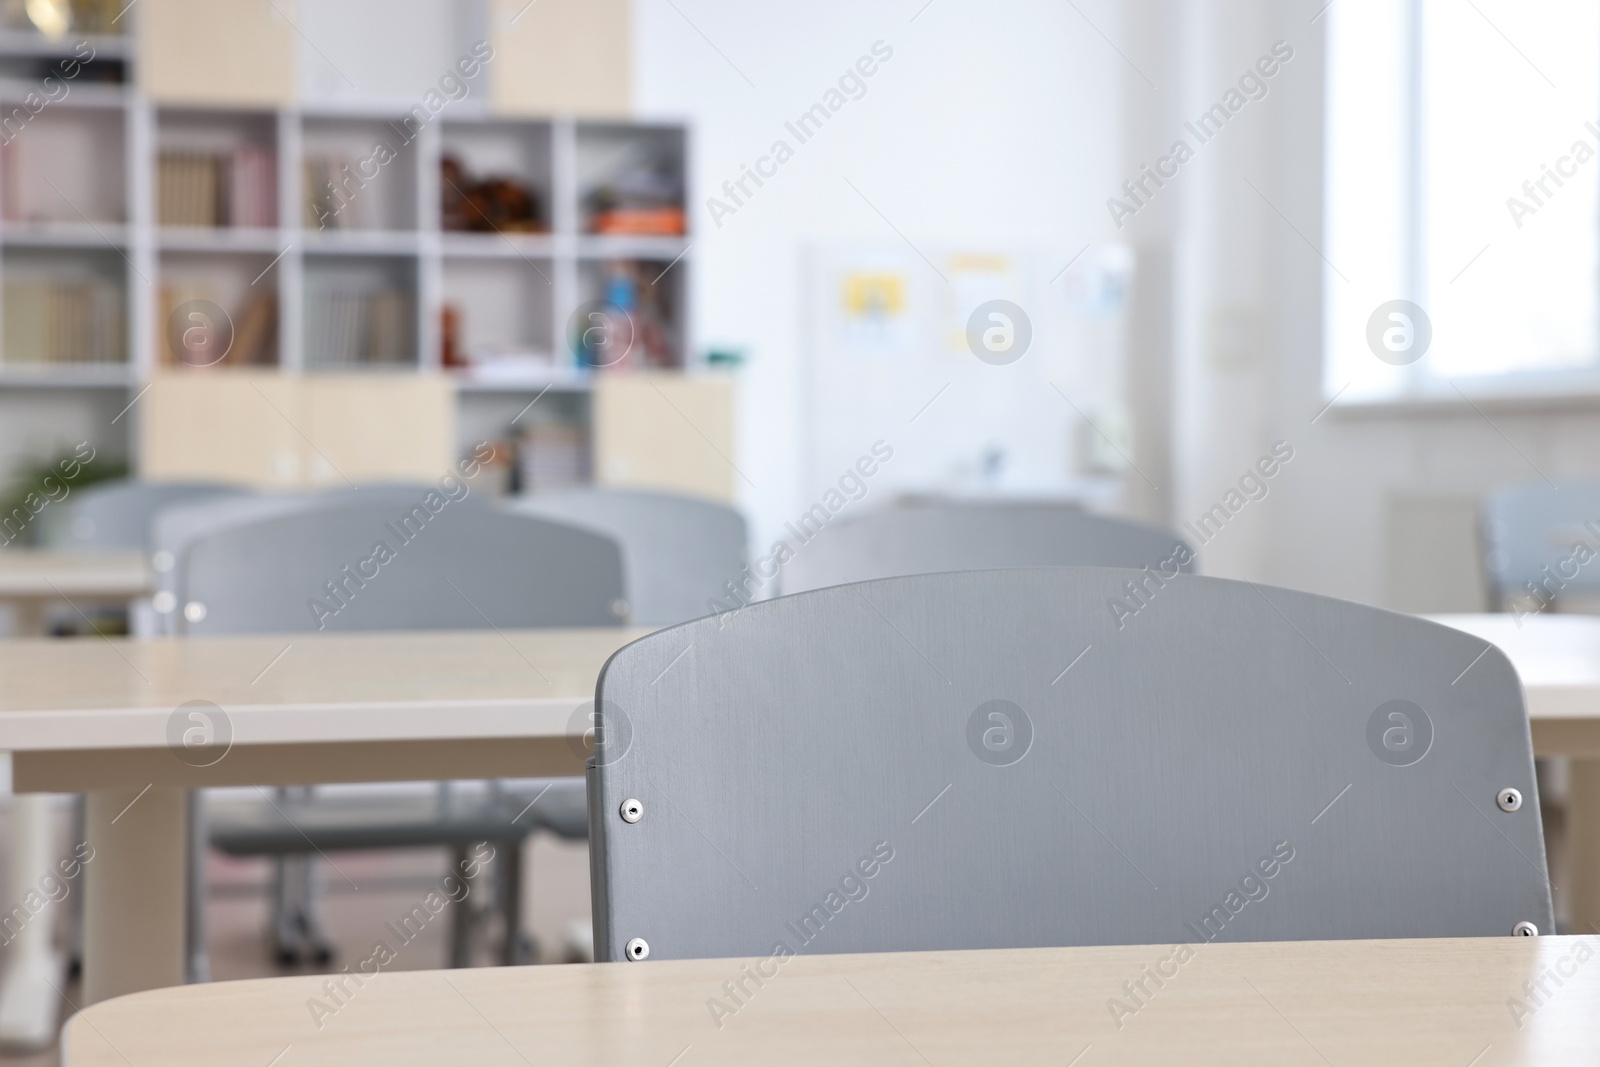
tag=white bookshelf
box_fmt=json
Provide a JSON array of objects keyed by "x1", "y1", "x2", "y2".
[{"x1": 0, "y1": 33, "x2": 692, "y2": 469}]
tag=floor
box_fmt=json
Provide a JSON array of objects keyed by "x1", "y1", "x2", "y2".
[{"x1": 0, "y1": 798, "x2": 592, "y2": 1066}]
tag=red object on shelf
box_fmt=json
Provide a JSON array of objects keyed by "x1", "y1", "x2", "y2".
[
  {"x1": 441, "y1": 304, "x2": 466, "y2": 368},
  {"x1": 591, "y1": 206, "x2": 686, "y2": 236}
]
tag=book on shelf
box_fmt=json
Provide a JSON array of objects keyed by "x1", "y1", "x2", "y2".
[
  {"x1": 304, "y1": 156, "x2": 373, "y2": 231},
  {"x1": 307, "y1": 289, "x2": 412, "y2": 366},
  {"x1": 156, "y1": 284, "x2": 276, "y2": 366},
  {"x1": 3, "y1": 278, "x2": 123, "y2": 364},
  {"x1": 517, "y1": 420, "x2": 588, "y2": 493},
  {"x1": 157, "y1": 147, "x2": 276, "y2": 228}
]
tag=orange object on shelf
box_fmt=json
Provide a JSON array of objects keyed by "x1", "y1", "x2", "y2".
[{"x1": 591, "y1": 207, "x2": 686, "y2": 236}]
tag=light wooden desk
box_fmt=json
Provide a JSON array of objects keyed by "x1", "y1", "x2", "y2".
[
  {"x1": 61, "y1": 936, "x2": 1600, "y2": 1065},
  {"x1": 0, "y1": 548, "x2": 151, "y2": 1048},
  {"x1": 0, "y1": 627, "x2": 645, "y2": 1007},
  {"x1": 1431, "y1": 614, "x2": 1600, "y2": 936}
]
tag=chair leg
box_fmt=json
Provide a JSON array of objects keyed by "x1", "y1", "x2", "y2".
[
  {"x1": 447, "y1": 844, "x2": 474, "y2": 968},
  {"x1": 184, "y1": 790, "x2": 210, "y2": 983},
  {"x1": 270, "y1": 856, "x2": 298, "y2": 964},
  {"x1": 499, "y1": 838, "x2": 531, "y2": 966},
  {"x1": 297, "y1": 856, "x2": 334, "y2": 964},
  {"x1": 67, "y1": 796, "x2": 85, "y2": 979}
]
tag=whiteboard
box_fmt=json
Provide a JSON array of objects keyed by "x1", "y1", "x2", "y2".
[{"x1": 801, "y1": 243, "x2": 1135, "y2": 506}]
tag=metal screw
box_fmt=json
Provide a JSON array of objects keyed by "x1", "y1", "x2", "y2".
[
  {"x1": 1497, "y1": 787, "x2": 1523, "y2": 813},
  {"x1": 1513, "y1": 921, "x2": 1538, "y2": 937},
  {"x1": 620, "y1": 799, "x2": 643, "y2": 823},
  {"x1": 610, "y1": 598, "x2": 630, "y2": 619},
  {"x1": 183, "y1": 601, "x2": 208, "y2": 623},
  {"x1": 151, "y1": 549, "x2": 175, "y2": 573},
  {"x1": 152, "y1": 591, "x2": 176, "y2": 614},
  {"x1": 625, "y1": 937, "x2": 650, "y2": 961}
]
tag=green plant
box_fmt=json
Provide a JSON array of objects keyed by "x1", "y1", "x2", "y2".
[{"x1": 0, "y1": 443, "x2": 126, "y2": 547}]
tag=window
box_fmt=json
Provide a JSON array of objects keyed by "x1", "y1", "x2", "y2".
[{"x1": 1324, "y1": 0, "x2": 1600, "y2": 403}]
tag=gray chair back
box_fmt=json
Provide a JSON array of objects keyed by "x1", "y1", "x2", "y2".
[
  {"x1": 511, "y1": 489, "x2": 746, "y2": 626},
  {"x1": 172, "y1": 492, "x2": 625, "y2": 634},
  {"x1": 40, "y1": 479, "x2": 244, "y2": 550},
  {"x1": 780, "y1": 501, "x2": 1194, "y2": 594},
  {"x1": 150, "y1": 487, "x2": 452, "y2": 634},
  {"x1": 1481, "y1": 480, "x2": 1600, "y2": 608},
  {"x1": 589, "y1": 567, "x2": 1551, "y2": 962}
]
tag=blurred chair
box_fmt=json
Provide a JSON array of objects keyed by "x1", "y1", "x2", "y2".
[
  {"x1": 1481, "y1": 480, "x2": 1600, "y2": 613},
  {"x1": 172, "y1": 491, "x2": 626, "y2": 970},
  {"x1": 589, "y1": 568, "x2": 1550, "y2": 961},
  {"x1": 148, "y1": 485, "x2": 470, "y2": 634},
  {"x1": 1478, "y1": 480, "x2": 1600, "y2": 921},
  {"x1": 505, "y1": 488, "x2": 748, "y2": 929},
  {"x1": 779, "y1": 500, "x2": 1194, "y2": 594},
  {"x1": 510, "y1": 487, "x2": 747, "y2": 626},
  {"x1": 40, "y1": 479, "x2": 243, "y2": 551}
]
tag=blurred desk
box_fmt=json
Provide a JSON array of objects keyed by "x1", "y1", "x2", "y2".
[
  {"x1": 3, "y1": 627, "x2": 646, "y2": 1006},
  {"x1": 0, "y1": 548, "x2": 150, "y2": 1048},
  {"x1": 1432, "y1": 614, "x2": 1600, "y2": 934},
  {"x1": 0, "y1": 549, "x2": 150, "y2": 633},
  {"x1": 62, "y1": 936, "x2": 1600, "y2": 1065}
]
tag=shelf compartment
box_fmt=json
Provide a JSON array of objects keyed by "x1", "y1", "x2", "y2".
[
  {"x1": 575, "y1": 122, "x2": 687, "y2": 237},
  {"x1": 303, "y1": 253, "x2": 417, "y2": 369},
  {"x1": 440, "y1": 253, "x2": 555, "y2": 375},
  {"x1": 155, "y1": 108, "x2": 279, "y2": 230},
  {"x1": 302, "y1": 114, "x2": 420, "y2": 233},
  {"x1": 157, "y1": 250, "x2": 282, "y2": 369},
  {"x1": 0, "y1": 103, "x2": 125, "y2": 225},
  {"x1": 2, "y1": 245, "x2": 127, "y2": 367},
  {"x1": 0, "y1": 31, "x2": 129, "y2": 86},
  {"x1": 438, "y1": 118, "x2": 552, "y2": 236},
  {"x1": 573, "y1": 256, "x2": 687, "y2": 371}
]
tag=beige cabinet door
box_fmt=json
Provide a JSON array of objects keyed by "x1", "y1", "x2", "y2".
[
  {"x1": 139, "y1": 0, "x2": 297, "y2": 106},
  {"x1": 489, "y1": 0, "x2": 631, "y2": 118},
  {"x1": 139, "y1": 371, "x2": 302, "y2": 486},
  {"x1": 139, "y1": 373, "x2": 454, "y2": 488},
  {"x1": 593, "y1": 373, "x2": 737, "y2": 503},
  {"x1": 298, "y1": 374, "x2": 455, "y2": 487}
]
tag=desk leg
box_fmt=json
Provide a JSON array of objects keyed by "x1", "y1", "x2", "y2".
[
  {"x1": 1568, "y1": 760, "x2": 1600, "y2": 935},
  {"x1": 0, "y1": 794, "x2": 66, "y2": 1050},
  {"x1": 83, "y1": 786, "x2": 186, "y2": 1005}
]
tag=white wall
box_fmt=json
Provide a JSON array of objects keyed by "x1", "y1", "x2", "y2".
[{"x1": 631, "y1": 0, "x2": 1125, "y2": 557}]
